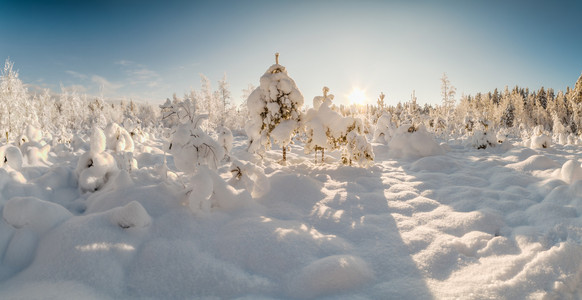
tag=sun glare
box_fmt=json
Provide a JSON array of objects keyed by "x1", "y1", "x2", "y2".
[{"x1": 348, "y1": 88, "x2": 366, "y2": 106}]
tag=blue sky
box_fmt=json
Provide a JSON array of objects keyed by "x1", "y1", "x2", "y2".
[{"x1": 1, "y1": 0, "x2": 581, "y2": 107}]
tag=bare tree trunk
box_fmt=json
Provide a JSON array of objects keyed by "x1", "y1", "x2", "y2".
[{"x1": 322, "y1": 148, "x2": 324, "y2": 163}]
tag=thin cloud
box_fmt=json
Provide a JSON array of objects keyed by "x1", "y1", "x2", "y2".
[
  {"x1": 92, "y1": 75, "x2": 123, "y2": 94},
  {"x1": 65, "y1": 70, "x2": 88, "y2": 80},
  {"x1": 116, "y1": 60, "x2": 162, "y2": 87}
]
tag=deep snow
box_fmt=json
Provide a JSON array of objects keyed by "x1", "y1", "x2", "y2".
[{"x1": 1, "y1": 132, "x2": 582, "y2": 299}]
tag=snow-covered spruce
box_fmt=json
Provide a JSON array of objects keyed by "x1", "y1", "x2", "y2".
[
  {"x1": 304, "y1": 87, "x2": 334, "y2": 163},
  {"x1": 246, "y1": 53, "x2": 304, "y2": 162},
  {"x1": 304, "y1": 87, "x2": 373, "y2": 166},
  {"x1": 75, "y1": 128, "x2": 119, "y2": 193}
]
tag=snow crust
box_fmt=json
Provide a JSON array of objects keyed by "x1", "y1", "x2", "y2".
[{"x1": 2, "y1": 132, "x2": 582, "y2": 299}]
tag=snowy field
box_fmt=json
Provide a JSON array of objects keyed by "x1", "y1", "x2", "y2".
[{"x1": 1, "y1": 129, "x2": 582, "y2": 300}]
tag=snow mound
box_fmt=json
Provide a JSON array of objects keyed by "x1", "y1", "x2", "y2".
[
  {"x1": 2, "y1": 197, "x2": 72, "y2": 235},
  {"x1": 108, "y1": 201, "x2": 151, "y2": 229},
  {"x1": 21, "y1": 143, "x2": 51, "y2": 166},
  {"x1": 25, "y1": 124, "x2": 43, "y2": 143},
  {"x1": 0, "y1": 145, "x2": 23, "y2": 170},
  {"x1": 90, "y1": 127, "x2": 107, "y2": 155},
  {"x1": 388, "y1": 124, "x2": 445, "y2": 159},
  {"x1": 290, "y1": 255, "x2": 373, "y2": 299},
  {"x1": 410, "y1": 155, "x2": 458, "y2": 173},
  {"x1": 560, "y1": 160, "x2": 582, "y2": 184},
  {"x1": 507, "y1": 154, "x2": 559, "y2": 172}
]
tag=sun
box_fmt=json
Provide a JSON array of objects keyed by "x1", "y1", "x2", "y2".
[{"x1": 348, "y1": 88, "x2": 366, "y2": 106}]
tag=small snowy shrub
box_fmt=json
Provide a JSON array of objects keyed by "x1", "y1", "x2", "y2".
[
  {"x1": 470, "y1": 130, "x2": 498, "y2": 149},
  {"x1": 388, "y1": 124, "x2": 444, "y2": 159},
  {"x1": 75, "y1": 128, "x2": 119, "y2": 193},
  {"x1": 373, "y1": 112, "x2": 394, "y2": 143},
  {"x1": 304, "y1": 87, "x2": 334, "y2": 162},
  {"x1": 109, "y1": 201, "x2": 151, "y2": 229},
  {"x1": 105, "y1": 122, "x2": 134, "y2": 152},
  {"x1": 529, "y1": 125, "x2": 551, "y2": 149},
  {"x1": 344, "y1": 131, "x2": 375, "y2": 167},
  {"x1": 169, "y1": 121, "x2": 224, "y2": 173},
  {"x1": 228, "y1": 159, "x2": 270, "y2": 198},
  {"x1": 217, "y1": 126, "x2": 233, "y2": 161},
  {"x1": 0, "y1": 145, "x2": 23, "y2": 170}
]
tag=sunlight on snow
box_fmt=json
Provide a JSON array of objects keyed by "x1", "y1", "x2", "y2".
[
  {"x1": 75, "y1": 243, "x2": 136, "y2": 252},
  {"x1": 275, "y1": 224, "x2": 336, "y2": 241}
]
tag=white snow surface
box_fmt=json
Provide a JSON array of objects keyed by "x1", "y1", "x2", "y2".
[{"x1": 2, "y1": 133, "x2": 582, "y2": 299}]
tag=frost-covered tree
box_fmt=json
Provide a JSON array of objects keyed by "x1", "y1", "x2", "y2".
[
  {"x1": 217, "y1": 74, "x2": 231, "y2": 127},
  {"x1": 441, "y1": 73, "x2": 456, "y2": 119},
  {"x1": 246, "y1": 53, "x2": 304, "y2": 162},
  {"x1": 0, "y1": 59, "x2": 28, "y2": 140}
]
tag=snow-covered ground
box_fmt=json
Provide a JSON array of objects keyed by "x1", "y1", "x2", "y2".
[{"x1": 1, "y1": 132, "x2": 582, "y2": 299}]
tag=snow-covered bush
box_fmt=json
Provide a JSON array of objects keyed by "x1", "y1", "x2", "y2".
[
  {"x1": 246, "y1": 53, "x2": 304, "y2": 162},
  {"x1": 527, "y1": 125, "x2": 551, "y2": 149},
  {"x1": 228, "y1": 159, "x2": 270, "y2": 198},
  {"x1": 0, "y1": 145, "x2": 23, "y2": 170},
  {"x1": 373, "y1": 112, "x2": 395, "y2": 143},
  {"x1": 168, "y1": 120, "x2": 224, "y2": 173},
  {"x1": 388, "y1": 124, "x2": 445, "y2": 159},
  {"x1": 105, "y1": 123, "x2": 134, "y2": 152},
  {"x1": 217, "y1": 126, "x2": 233, "y2": 161},
  {"x1": 304, "y1": 87, "x2": 333, "y2": 162},
  {"x1": 470, "y1": 130, "x2": 498, "y2": 149},
  {"x1": 75, "y1": 128, "x2": 119, "y2": 193},
  {"x1": 344, "y1": 131, "x2": 375, "y2": 167}
]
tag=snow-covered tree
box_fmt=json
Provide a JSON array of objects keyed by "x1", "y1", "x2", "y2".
[
  {"x1": 217, "y1": 74, "x2": 231, "y2": 127},
  {"x1": 304, "y1": 87, "x2": 333, "y2": 163},
  {"x1": 246, "y1": 53, "x2": 304, "y2": 162},
  {"x1": 441, "y1": 73, "x2": 456, "y2": 119},
  {"x1": 0, "y1": 59, "x2": 28, "y2": 141}
]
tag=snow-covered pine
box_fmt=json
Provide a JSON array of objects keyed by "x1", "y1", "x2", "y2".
[{"x1": 246, "y1": 53, "x2": 304, "y2": 162}]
